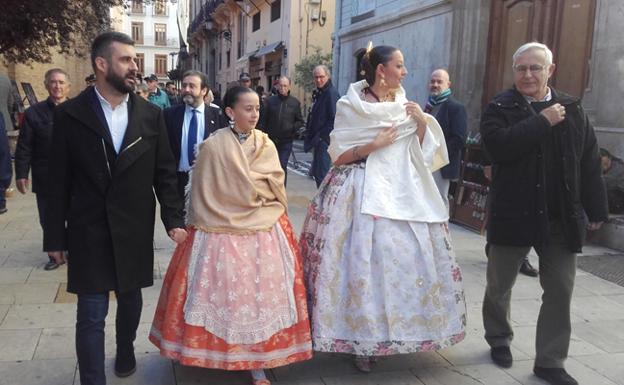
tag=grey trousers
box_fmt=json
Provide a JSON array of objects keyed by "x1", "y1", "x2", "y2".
[{"x1": 482, "y1": 223, "x2": 576, "y2": 368}]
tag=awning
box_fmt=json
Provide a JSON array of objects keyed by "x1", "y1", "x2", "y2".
[
  {"x1": 253, "y1": 41, "x2": 283, "y2": 58},
  {"x1": 237, "y1": 49, "x2": 258, "y2": 63}
]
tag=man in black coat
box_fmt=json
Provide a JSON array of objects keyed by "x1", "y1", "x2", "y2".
[
  {"x1": 44, "y1": 32, "x2": 187, "y2": 385},
  {"x1": 15, "y1": 68, "x2": 71, "y2": 270},
  {"x1": 164, "y1": 70, "x2": 227, "y2": 199},
  {"x1": 259, "y1": 76, "x2": 305, "y2": 185},
  {"x1": 480, "y1": 42, "x2": 607, "y2": 385},
  {"x1": 425, "y1": 69, "x2": 467, "y2": 207},
  {"x1": 304, "y1": 65, "x2": 340, "y2": 187}
]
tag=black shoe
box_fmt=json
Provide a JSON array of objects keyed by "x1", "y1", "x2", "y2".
[
  {"x1": 114, "y1": 351, "x2": 136, "y2": 378},
  {"x1": 490, "y1": 346, "x2": 513, "y2": 368},
  {"x1": 0, "y1": 206, "x2": 6, "y2": 214},
  {"x1": 44, "y1": 260, "x2": 60, "y2": 271},
  {"x1": 534, "y1": 366, "x2": 578, "y2": 385},
  {"x1": 520, "y1": 260, "x2": 539, "y2": 277}
]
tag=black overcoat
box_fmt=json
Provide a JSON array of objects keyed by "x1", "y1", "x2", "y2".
[
  {"x1": 44, "y1": 88, "x2": 184, "y2": 294},
  {"x1": 481, "y1": 87, "x2": 608, "y2": 252},
  {"x1": 435, "y1": 97, "x2": 467, "y2": 180}
]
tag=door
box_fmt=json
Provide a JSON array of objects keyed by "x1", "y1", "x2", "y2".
[{"x1": 483, "y1": 0, "x2": 596, "y2": 104}]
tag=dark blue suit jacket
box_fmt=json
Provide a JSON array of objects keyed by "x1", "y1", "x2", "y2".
[
  {"x1": 435, "y1": 97, "x2": 467, "y2": 180},
  {"x1": 164, "y1": 103, "x2": 227, "y2": 170}
]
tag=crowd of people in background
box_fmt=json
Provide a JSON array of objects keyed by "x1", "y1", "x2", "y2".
[{"x1": 0, "y1": 30, "x2": 612, "y2": 385}]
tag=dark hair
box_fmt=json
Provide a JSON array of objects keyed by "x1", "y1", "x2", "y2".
[
  {"x1": 182, "y1": 70, "x2": 209, "y2": 91},
  {"x1": 359, "y1": 45, "x2": 399, "y2": 85},
  {"x1": 91, "y1": 31, "x2": 134, "y2": 71},
  {"x1": 165, "y1": 81, "x2": 175, "y2": 87},
  {"x1": 600, "y1": 148, "x2": 613, "y2": 159},
  {"x1": 255, "y1": 85, "x2": 265, "y2": 94},
  {"x1": 223, "y1": 86, "x2": 256, "y2": 109}
]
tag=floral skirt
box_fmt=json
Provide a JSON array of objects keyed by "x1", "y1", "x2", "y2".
[
  {"x1": 150, "y1": 215, "x2": 312, "y2": 370},
  {"x1": 300, "y1": 164, "x2": 466, "y2": 356}
]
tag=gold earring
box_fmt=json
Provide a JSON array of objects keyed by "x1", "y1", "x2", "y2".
[{"x1": 380, "y1": 77, "x2": 387, "y2": 88}]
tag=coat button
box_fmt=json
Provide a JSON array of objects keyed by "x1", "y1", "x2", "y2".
[
  {"x1": 539, "y1": 210, "x2": 544, "y2": 215},
  {"x1": 536, "y1": 184, "x2": 541, "y2": 188}
]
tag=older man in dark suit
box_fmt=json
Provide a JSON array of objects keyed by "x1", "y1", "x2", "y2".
[
  {"x1": 44, "y1": 32, "x2": 186, "y2": 385},
  {"x1": 15, "y1": 68, "x2": 71, "y2": 270},
  {"x1": 164, "y1": 70, "x2": 227, "y2": 199}
]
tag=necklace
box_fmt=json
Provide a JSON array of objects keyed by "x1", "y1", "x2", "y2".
[
  {"x1": 230, "y1": 127, "x2": 251, "y2": 143},
  {"x1": 365, "y1": 87, "x2": 391, "y2": 102}
]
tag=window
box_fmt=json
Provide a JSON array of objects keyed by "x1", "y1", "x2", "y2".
[
  {"x1": 271, "y1": 0, "x2": 281, "y2": 22},
  {"x1": 154, "y1": 23, "x2": 167, "y2": 46},
  {"x1": 153, "y1": 0, "x2": 166, "y2": 16},
  {"x1": 135, "y1": 53, "x2": 145, "y2": 75},
  {"x1": 252, "y1": 12, "x2": 260, "y2": 31},
  {"x1": 131, "y1": 0, "x2": 143, "y2": 14},
  {"x1": 131, "y1": 22, "x2": 143, "y2": 44},
  {"x1": 226, "y1": 50, "x2": 231, "y2": 68},
  {"x1": 155, "y1": 54, "x2": 167, "y2": 75},
  {"x1": 351, "y1": 0, "x2": 375, "y2": 23}
]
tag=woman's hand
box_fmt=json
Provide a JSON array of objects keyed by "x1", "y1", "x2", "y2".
[
  {"x1": 371, "y1": 124, "x2": 398, "y2": 150},
  {"x1": 405, "y1": 101, "x2": 427, "y2": 127}
]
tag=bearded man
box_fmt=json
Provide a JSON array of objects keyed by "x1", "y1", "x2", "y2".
[
  {"x1": 163, "y1": 69, "x2": 227, "y2": 199},
  {"x1": 44, "y1": 31, "x2": 187, "y2": 385}
]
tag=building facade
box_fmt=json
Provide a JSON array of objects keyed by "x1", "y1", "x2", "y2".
[
  {"x1": 332, "y1": 0, "x2": 624, "y2": 153},
  {"x1": 111, "y1": 0, "x2": 181, "y2": 84},
  {"x1": 186, "y1": 0, "x2": 335, "y2": 104}
]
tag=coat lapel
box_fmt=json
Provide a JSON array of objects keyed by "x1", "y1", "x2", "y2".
[
  {"x1": 114, "y1": 94, "x2": 151, "y2": 176},
  {"x1": 66, "y1": 88, "x2": 114, "y2": 148}
]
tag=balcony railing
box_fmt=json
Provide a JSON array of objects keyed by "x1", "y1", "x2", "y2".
[{"x1": 189, "y1": 0, "x2": 225, "y2": 35}]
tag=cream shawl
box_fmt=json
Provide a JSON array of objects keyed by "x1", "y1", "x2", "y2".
[
  {"x1": 329, "y1": 80, "x2": 449, "y2": 222},
  {"x1": 186, "y1": 128, "x2": 287, "y2": 233}
]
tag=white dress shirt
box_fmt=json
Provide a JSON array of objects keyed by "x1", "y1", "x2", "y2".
[
  {"x1": 179, "y1": 102, "x2": 205, "y2": 172},
  {"x1": 94, "y1": 86, "x2": 129, "y2": 153}
]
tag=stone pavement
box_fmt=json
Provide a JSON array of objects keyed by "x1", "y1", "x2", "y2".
[{"x1": 1, "y1": 172, "x2": 624, "y2": 385}]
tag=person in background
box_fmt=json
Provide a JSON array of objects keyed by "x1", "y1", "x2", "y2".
[
  {"x1": 425, "y1": 68, "x2": 467, "y2": 209},
  {"x1": 0, "y1": 111, "x2": 10, "y2": 214},
  {"x1": 0, "y1": 73, "x2": 15, "y2": 132},
  {"x1": 304, "y1": 65, "x2": 340, "y2": 187},
  {"x1": 239, "y1": 72, "x2": 252, "y2": 88},
  {"x1": 164, "y1": 70, "x2": 227, "y2": 199},
  {"x1": 144, "y1": 74, "x2": 170, "y2": 109},
  {"x1": 15, "y1": 68, "x2": 71, "y2": 270},
  {"x1": 85, "y1": 74, "x2": 96, "y2": 88},
  {"x1": 134, "y1": 83, "x2": 149, "y2": 101},
  {"x1": 600, "y1": 148, "x2": 624, "y2": 213},
  {"x1": 165, "y1": 81, "x2": 181, "y2": 106},
  {"x1": 259, "y1": 76, "x2": 304, "y2": 185},
  {"x1": 480, "y1": 42, "x2": 607, "y2": 385}
]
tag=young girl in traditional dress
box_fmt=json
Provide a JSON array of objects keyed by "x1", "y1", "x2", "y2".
[
  {"x1": 150, "y1": 86, "x2": 312, "y2": 385},
  {"x1": 300, "y1": 44, "x2": 466, "y2": 372}
]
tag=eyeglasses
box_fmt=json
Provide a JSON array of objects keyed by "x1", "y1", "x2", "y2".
[{"x1": 513, "y1": 64, "x2": 547, "y2": 74}]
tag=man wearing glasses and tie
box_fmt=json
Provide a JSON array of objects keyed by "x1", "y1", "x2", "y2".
[{"x1": 480, "y1": 42, "x2": 607, "y2": 385}]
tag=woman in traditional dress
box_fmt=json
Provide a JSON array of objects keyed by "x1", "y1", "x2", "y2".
[
  {"x1": 150, "y1": 86, "x2": 312, "y2": 385},
  {"x1": 300, "y1": 45, "x2": 466, "y2": 372}
]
